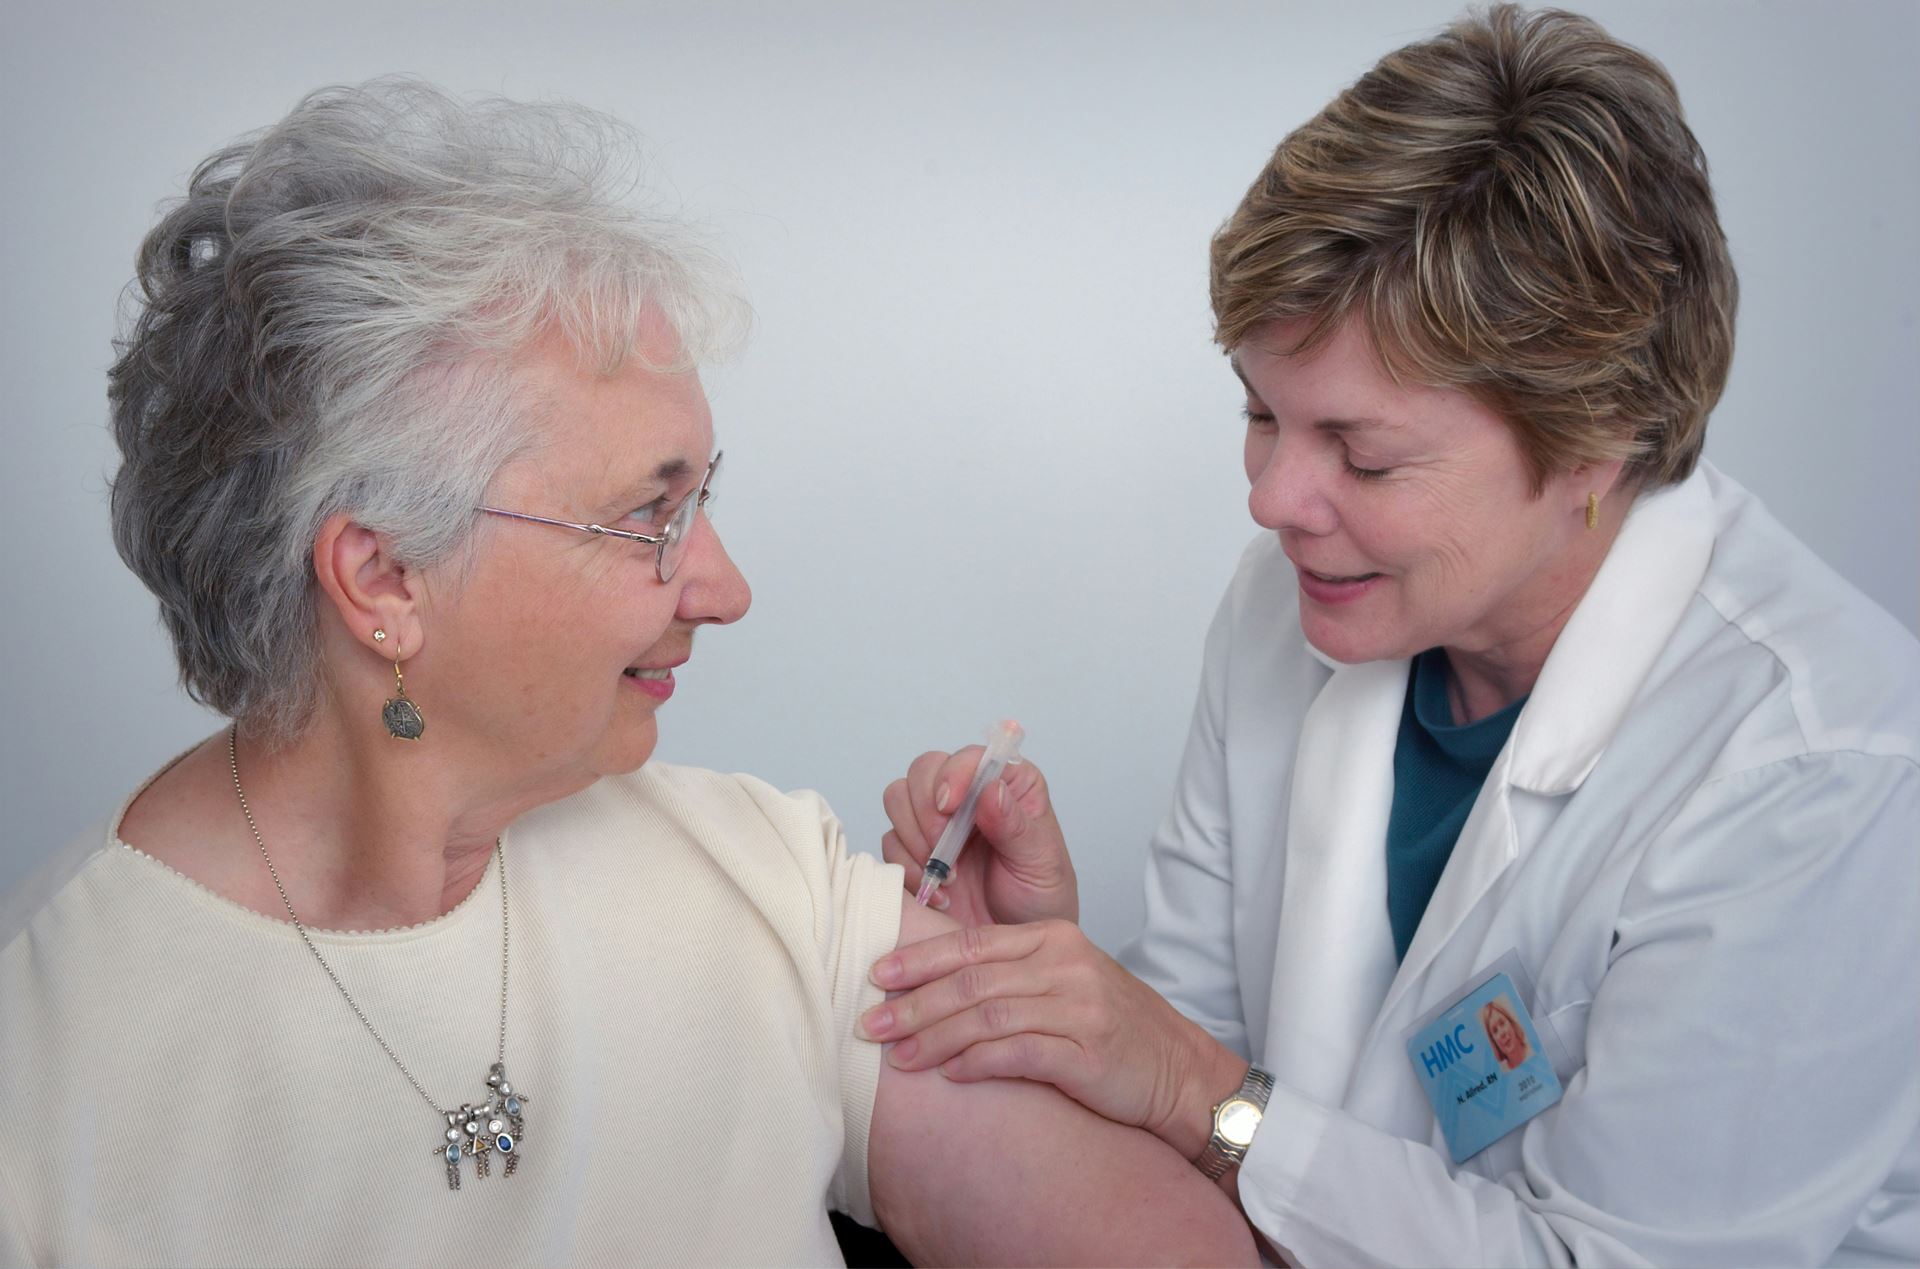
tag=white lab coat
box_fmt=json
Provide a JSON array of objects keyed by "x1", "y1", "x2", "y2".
[{"x1": 1120, "y1": 464, "x2": 1920, "y2": 1266}]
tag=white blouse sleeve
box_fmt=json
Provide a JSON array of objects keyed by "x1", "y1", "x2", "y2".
[{"x1": 742, "y1": 783, "x2": 905, "y2": 1229}]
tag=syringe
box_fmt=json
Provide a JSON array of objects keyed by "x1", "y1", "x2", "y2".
[{"x1": 914, "y1": 720, "x2": 1026, "y2": 907}]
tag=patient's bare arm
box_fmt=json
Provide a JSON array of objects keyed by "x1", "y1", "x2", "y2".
[{"x1": 866, "y1": 897, "x2": 1258, "y2": 1267}]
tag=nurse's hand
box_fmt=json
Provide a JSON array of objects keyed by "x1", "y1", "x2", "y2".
[
  {"x1": 881, "y1": 747, "x2": 1078, "y2": 927},
  {"x1": 861, "y1": 920, "x2": 1247, "y2": 1159}
]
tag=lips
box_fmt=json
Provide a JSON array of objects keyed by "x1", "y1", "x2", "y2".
[
  {"x1": 1292, "y1": 561, "x2": 1385, "y2": 606},
  {"x1": 623, "y1": 652, "x2": 689, "y2": 678},
  {"x1": 622, "y1": 651, "x2": 687, "y2": 702}
]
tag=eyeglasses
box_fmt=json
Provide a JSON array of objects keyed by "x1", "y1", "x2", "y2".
[{"x1": 478, "y1": 450, "x2": 723, "y2": 583}]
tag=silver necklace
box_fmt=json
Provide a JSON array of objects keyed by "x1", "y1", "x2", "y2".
[{"x1": 227, "y1": 723, "x2": 530, "y2": 1190}]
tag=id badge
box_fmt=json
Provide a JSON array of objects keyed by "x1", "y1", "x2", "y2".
[{"x1": 1404, "y1": 955, "x2": 1563, "y2": 1163}]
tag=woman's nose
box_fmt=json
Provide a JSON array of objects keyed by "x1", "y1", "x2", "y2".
[
  {"x1": 675, "y1": 513, "x2": 751, "y2": 625},
  {"x1": 1248, "y1": 442, "x2": 1338, "y2": 537}
]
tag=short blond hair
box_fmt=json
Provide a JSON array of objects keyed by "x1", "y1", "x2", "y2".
[{"x1": 1209, "y1": 5, "x2": 1737, "y2": 490}]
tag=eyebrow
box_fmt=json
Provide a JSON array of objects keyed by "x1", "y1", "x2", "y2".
[{"x1": 1228, "y1": 356, "x2": 1404, "y2": 434}]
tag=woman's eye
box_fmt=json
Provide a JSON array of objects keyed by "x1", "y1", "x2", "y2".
[
  {"x1": 1243, "y1": 406, "x2": 1277, "y2": 430},
  {"x1": 624, "y1": 498, "x2": 671, "y2": 528},
  {"x1": 1344, "y1": 457, "x2": 1393, "y2": 482}
]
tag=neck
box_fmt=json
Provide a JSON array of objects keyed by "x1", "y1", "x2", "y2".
[
  {"x1": 1442, "y1": 505, "x2": 1628, "y2": 724},
  {"x1": 229, "y1": 710, "x2": 566, "y2": 929}
]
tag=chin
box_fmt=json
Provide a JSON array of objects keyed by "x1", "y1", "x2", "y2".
[{"x1": 1298, "y1": 610, "x2": 1403, "y2": 667}]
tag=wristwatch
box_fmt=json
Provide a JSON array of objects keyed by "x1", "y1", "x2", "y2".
[{"x1": 1195, "y1": 1065, "x2": 1275, "y2": 1180}]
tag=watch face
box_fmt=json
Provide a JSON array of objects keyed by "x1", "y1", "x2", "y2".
[{"x1": 1219, "y1": 1097, "x2": 1262, "y2": 1148}]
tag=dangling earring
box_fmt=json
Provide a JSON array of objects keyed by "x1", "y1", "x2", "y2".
[
  {"x1": 381, "y1": 647, "x2": 425, "y2": 741},
  {"x1": 1586, "y1": 492, "x2": 1599, "y2": 531}
]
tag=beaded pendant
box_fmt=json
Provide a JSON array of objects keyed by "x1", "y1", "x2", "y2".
[{"x1": 434, "y1": 1062, "x2": 529, "y2": 1190}]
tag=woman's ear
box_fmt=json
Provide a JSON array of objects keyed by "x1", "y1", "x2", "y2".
[
  {"x1": 312, "y1": 514, "x2": 426, "y2": 659},
  {"x1": 1557, "y1": 456, "x2": 1629, "y2": 524},
  {"x1": 1585, "y1": 457, "x2": 1628, "y2": 503}
]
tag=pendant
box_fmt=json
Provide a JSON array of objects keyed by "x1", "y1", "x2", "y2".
[
  {"x1": 431, "y1": 1062, "x2": 530, "y2": 1190},
  {"x1": 382, "y1": 658, "x2": 425, "y2": 740},
  {"x1": 382, "y1": 694, "x2": 425, "y2": 740}
]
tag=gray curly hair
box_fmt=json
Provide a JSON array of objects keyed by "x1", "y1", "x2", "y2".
[{"x1": 108, "y1": 78, "x2": 748, "y2": 742}]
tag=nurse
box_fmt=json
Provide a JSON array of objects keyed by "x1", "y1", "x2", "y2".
[{"x1": 863, "y1": 6, "x2": 1920, "y2": 1264}]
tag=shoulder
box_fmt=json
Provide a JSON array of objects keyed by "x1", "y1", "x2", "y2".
[
  {"x1": 519, "y1": 764, "x2": 901, "y2": 954},
  {"x1": 3, "y1": 739, "x2": 222, "y2": 956},
  {"x1": 1596, "y1": 472, "x2": 1920, "y2": 903},
  {"x1": 1677, "y1": 467, "x2": 1920, "y2": 772},
  {"x1": 536, "y1": 762, "x2": 847, "y2": 868},
  {"x1": 0, "y1": 813, "x2": 119, "y2": 958}
]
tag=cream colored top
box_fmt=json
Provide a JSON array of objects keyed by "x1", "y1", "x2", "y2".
[{"x1": 0, "y1": 761, "x2": 903, "y2": 1268}]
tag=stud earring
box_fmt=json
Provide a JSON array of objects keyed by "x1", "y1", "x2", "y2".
[
  {"x1": 372, "y1": 628, "x2": 388, "y2": 643},
  {"x1": 1586, "y1": 492, "x2": 1599, "y2": 532},
  {"x1": 381, "y1": 654, "x2": 425, "y2": 740}
]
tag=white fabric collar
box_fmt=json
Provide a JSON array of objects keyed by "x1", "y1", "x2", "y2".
[{"x1": 1508, "y1": 466, "x2": 1714, "y2": 793}]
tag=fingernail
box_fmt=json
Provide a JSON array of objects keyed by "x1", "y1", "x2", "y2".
[
  {"x1": 935, "y1": 784, "x2": 952, "y2": 814},
  {"x1": 860, "y1": 1005, "x2": 893, "y2": 1039},
  {"x1": 931, "y1": 890, "x2": 950, "y2": 911},
  {"x1": 871, "y1": 956, "x2": 903, "y2": 988},
  {"x1": 938, "y1": 1061, "x2": 959, "y2": 1080},
  {"x1": 996, "y1": 781, "x2": 1009, "y2": 813},
  {"x1": 888, "y1": 1038, "x2": 919, "y2": 1066}
]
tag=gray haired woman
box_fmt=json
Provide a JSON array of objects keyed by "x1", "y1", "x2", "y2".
[{"x1": 0, "y1": 81, "x2": 1254, "y2": 1267}]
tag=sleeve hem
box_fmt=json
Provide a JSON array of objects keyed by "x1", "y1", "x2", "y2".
[{"x1": 1236, "y1": 1079, "x2": 1330, "y2": 1252}]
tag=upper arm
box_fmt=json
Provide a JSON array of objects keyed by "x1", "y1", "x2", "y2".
[{"x1": 867, "y1": 897, "x2": 1257, "y2": 1268}]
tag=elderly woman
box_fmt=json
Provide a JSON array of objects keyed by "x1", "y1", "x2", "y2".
[
  {"x1": 0, "y1": 81, "x2": 1255, "y2": 1267},
  {"x1": 870, "y1": 7, "x2": 1920, "y2": 1265}
]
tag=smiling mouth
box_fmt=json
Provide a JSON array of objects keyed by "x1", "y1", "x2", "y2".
[
  {"x1": 623, "y1": 667, "x2": 672, "y2": 680},
  {"x1": 1303, "y1": 568, "x2": 1382, "y2": 584}
]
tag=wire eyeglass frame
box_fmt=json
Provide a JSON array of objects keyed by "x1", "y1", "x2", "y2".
[{"x1": 478, "y1": 450, "x2": 722, "y2": 583}]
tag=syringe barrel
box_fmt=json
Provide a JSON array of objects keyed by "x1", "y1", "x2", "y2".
[{"x1": 924, "y1": 720, "x2": 1025, "y2": 874}]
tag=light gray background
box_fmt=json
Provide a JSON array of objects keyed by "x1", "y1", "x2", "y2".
[{"x1": 4, "y1": 1, "x2": 1916, "y2": 952}]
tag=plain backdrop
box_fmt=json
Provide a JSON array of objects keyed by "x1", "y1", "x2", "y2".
[{"x1": 3, "y1": 1, "x2": 1916, "y2": 952}]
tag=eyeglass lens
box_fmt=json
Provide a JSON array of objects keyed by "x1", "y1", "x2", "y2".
[{"x1": 658, "y1": 452, "x2": 721, "y2": 583}]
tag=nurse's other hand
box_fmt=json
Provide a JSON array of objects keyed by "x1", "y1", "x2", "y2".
[
  {"x1": 881, "y1": 747, "x2": 1078, "y2": 927},
  {"x1": 863, "y1": 921, "x2": 1243, "y2": 1156}
]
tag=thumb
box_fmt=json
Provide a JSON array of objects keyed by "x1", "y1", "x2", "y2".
[{"x1": 972, "y1": 772, "x2": 1070, "y2": 880}]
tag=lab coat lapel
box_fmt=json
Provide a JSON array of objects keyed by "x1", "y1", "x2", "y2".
[{"x1": 1263, "y1": 656, "x2": 1406, "y2": 1106}]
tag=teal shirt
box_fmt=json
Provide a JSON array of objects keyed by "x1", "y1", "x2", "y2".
[{"x1": 1386, "y1": 649, "x2": 1527, "y2": 962}]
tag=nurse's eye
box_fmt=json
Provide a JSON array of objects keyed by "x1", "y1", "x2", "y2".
[{"x1": 1242, "y1": 406, "x2": 1277, "y2": 431}]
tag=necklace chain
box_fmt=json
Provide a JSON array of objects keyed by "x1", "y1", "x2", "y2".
[{"x1": 227, "y1": 724, "x2": 509, "y2": 1118}]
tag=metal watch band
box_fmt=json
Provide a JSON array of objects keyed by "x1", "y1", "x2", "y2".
[{"x1": 1196, "y1": 1064, "x2": 1276, "y2": 1180}]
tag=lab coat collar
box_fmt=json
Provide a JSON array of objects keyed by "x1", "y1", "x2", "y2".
[{"x1": 1506, "y1": 466, "x2": 1715, "y2": 795}]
